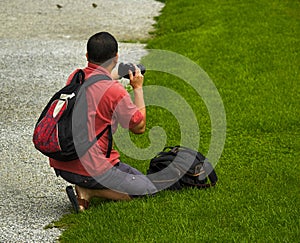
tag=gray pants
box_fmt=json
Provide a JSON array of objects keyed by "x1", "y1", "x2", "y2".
[{"x1": 55, "y1": 162, "x2": 157, "y2": 197}]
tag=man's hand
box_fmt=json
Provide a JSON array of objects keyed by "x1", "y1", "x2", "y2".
[
  {"x1": 128, "y1": 65, "x2": 146, "y2": 134},
  {"x1": 128, "y1": 65, "x2": 144, "y2": 89}
]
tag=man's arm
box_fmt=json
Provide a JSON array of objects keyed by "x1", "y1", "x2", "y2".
[{"x1": 128, "y1": 66, "x2": 146, "y2": 134}]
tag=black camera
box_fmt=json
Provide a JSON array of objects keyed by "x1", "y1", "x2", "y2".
[{"x1": 118, "y1": 62, "x2": 146, "y2": 79}]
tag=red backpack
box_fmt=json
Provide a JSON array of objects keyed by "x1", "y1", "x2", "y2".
[{"x1": 33, "y1": 70, "x2": 112, "y2": 161}]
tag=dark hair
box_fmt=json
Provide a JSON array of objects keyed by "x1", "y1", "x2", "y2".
[{"x1": 87, "y1": 32, "x2": 118, "y2": 65}]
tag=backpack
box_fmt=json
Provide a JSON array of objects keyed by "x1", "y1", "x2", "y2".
[
  {"x1": 147, "y1": 146, "x2": 218, "y2": 190},
  {"x1": 33, "y1": 70, "x2": 113, "y2": 161}
]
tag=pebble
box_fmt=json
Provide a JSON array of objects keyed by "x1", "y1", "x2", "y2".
[{"x1": 0, "y1": 0, "x2": 164, "y2": 242}]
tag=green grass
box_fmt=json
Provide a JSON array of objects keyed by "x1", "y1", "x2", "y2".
[{"x1": 52, "y1": 0, "x2": 300, "y2": 242}]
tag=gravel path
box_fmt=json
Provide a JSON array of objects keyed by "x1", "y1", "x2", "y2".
[{"x1": 0, "y1": 1, "x2": 164, "y2": 242}]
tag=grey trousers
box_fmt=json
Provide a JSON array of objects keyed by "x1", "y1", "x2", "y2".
[{"x1": 55, "y1": 162, "x2": 157, "y2": 196}]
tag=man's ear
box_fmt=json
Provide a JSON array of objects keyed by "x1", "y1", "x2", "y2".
[
  {"x1": 86, "y1": 52, "x2": 89, "y2": 61},
  {"x1": 113, "y1": 53, "x2": 119, "y2": 64}
]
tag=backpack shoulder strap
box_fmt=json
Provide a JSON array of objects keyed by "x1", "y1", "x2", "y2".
[
  {"x1": 71, "y1": 69, "x2": 85, "y2": 85},
  {"x1": 82, "y1": 74, "x2": 112, "y2": 87},
  {"x1": 78, "y1": 73, "x2": 113, "y2": 158}
]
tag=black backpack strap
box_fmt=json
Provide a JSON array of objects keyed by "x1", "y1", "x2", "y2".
[
  {"x1": 94, "y1": 124, "x2": 113, "y2": 158},
  {"x1": 187, "y1": 160, "x2": 217, "y2": 188},
  {"x1": 83, "y1": 74, "x2": 113, "y2": 158},
  {"x1": 203, "y1": 159, "x2": 218, "y2": 186},
  {"x1": 72, "y1": 69, "x2": 85, "y2": 84},
  {"x1": 106, "y1": 125, "x2": 113, "y2": 158}
]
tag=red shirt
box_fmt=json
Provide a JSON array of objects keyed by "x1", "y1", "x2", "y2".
[{"x1": 49, "y1": 63, "x2": 144, "y2": 176}]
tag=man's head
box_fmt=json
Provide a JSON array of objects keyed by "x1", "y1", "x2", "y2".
[{"x1": 86, "y1": 32, "x2": 118, "y2": 67}]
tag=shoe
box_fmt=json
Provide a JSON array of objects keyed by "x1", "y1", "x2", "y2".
[
  {"x1": 66, "y1": 186, "x2": 90, "y2": 213},
  {"x1": 66, "y1": 186, "x2": 79, "y2": 213}
]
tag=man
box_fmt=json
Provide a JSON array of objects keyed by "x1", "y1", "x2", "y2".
[{"x1": 50, "y1": 32, "x2": 157, "y2": 212}]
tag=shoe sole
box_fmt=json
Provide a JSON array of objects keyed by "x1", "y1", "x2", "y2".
[{"x1": 66, "y1": 186, "x2": 79, "y2": 214}]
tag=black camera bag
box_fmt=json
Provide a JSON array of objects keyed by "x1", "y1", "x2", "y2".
[{"x1": 147, "y1": 146, "x2": 218, "y2": 190}]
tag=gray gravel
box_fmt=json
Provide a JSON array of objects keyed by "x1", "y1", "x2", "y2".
[{"x1": 0, "y1": 0, "x2": 164, "y2": 242}]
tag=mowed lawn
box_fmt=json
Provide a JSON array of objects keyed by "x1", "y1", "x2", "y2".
[{"x1": 53, "y1": 0, "x2": 300, "y2": 242}]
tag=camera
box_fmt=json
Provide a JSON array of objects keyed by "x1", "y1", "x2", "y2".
[{"x1": 118, "y1": 62, "x2": 146, "y2": 79}]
